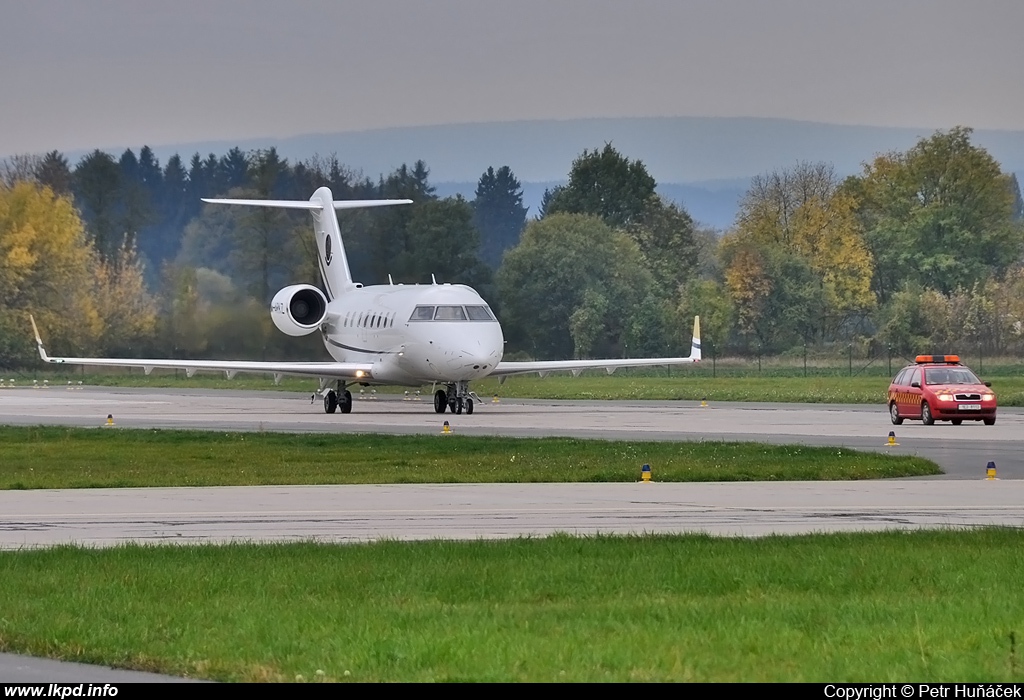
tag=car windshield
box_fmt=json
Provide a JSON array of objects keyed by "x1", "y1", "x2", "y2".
[{"x1": 924, "y1": 367, "x2": 981, "y2": 385}]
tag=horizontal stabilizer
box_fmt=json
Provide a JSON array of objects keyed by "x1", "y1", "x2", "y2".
[{"x1": 201, "y1": 198, "x2": 412, "y2": 210}]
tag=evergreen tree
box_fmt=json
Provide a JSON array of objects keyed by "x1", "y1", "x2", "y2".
[
  {"x1": 117, "y1": 149, "x2": 154, "y2": 252},
  {"x1": 73, "y1": 150, "x2": 122, "y2": 259},
  {"x1": 36, "y1": 151, "x2": 72, "y2": 196},
  {"x1": 472, "y1": 166, "x2": 528, "y2": 268},
  {"x1": 219, "y1": 147, "x2": 249, "y2": 192}
]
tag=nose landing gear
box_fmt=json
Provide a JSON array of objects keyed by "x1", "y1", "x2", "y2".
[{"x1": 433, "y1": 382, "x2": 475, "y2": 415}]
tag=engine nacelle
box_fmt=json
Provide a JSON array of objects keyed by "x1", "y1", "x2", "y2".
[{"x1": 270, "y1": 284, "x2": 328, "y2": 337}]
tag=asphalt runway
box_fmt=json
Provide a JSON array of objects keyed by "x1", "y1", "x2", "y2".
[
  {"x1": 1, "y1": 386, "x2": 1021, "y2": 681},
  {"x1": 0, "y1": 385, "x2": 1020, "y2": 478},
  {"x1": 0, "y1": 384, "x2": 1021, "y2": 548},
  {"x1": 2, "y1": 481, "x2": 1023, "y2": 550}
]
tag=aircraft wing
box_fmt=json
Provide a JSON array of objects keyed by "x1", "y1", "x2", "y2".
[
  {"x1": 490, "y1": 316, "x2": 702, "y2": 378},
  {"x1": 29, "y1": 317, "x2": 374, "y2": 381}
]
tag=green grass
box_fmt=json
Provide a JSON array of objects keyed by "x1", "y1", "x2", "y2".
[
  {"x1": 1, "y1": 531, "x2": 1022, "y2": 681},
  {"x1": 11, "y1": 369, "x2": 1024, "y2": 405},
  {"x1": 0, "y1": 426, "x2": 939, "y2": 490}
]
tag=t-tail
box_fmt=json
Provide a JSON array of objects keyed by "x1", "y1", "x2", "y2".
[
  {"x1": 690, "y1": 315, "x2": 702, "y2": 361},
  {"x1": 201, "y1": 187, "x2": 411, "y2": 300}
]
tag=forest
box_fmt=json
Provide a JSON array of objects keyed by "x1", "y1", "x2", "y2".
[{"x1": 2, "y1": 126, "x2": 1023, "y2": 368}]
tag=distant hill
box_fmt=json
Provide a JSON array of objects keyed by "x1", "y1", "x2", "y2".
[
  {"x1": 78, "y1": 117, "x2": 1024, "y2": 230},
  {"x1": 435, "y1": 180, "x2": 747, "y2": 230}
]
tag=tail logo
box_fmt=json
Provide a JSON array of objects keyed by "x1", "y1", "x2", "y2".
[{"x1": 324, "y1": 235, "x2": 333, "y2": 266}]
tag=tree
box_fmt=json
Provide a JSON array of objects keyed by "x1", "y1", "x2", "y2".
[
  {"x1": 543, "y1": 144, "x2": 657, "y2": 228},
  {"x1": 219, "y1": 147, "x2": 249, "y2": 193},
  {"x1": 406, "y1": 197, "x2": 491, "y2": 289},
  {"x1": 354, "y1": 162, "x2": 439, "y2": 283},
  {"x1": 0, "y1": 154, "x2": 41, "y2": 187},
  {"x1": 847, "y1": 127, "x2": 1024, "y2": 302},
  {"x1": 73, "y1": 150, "x2": 122, "y2": 259},
  {"x1": 93, "y1": 242, "x2": 158, "y2": 355},
  {"x1": 728, "y1": 162, "x2": 875, "y2": 343},
  {"x1": 678, "y1": 279, "x2": 734, "y2": 356},
  {"x1": 0, "y1": 182, "x2": 102, "y2": 364},
  {"x1": 117, "y1": 149, "x2": 155, "y2": 252},
  {"x1": 1008, "y1": 173, "x2": 1024, "y2": 221},
  {"x1": 177, "y1": 190, "x2": 310, "y2": 303},
  {"x1": 36, "y1": 151, "x2": 72, "y2": 196},
  {"x1": 720, "y1": 235, "x2": 824, "y2": 352},
  {"x1": 472, "y1": 166, "x2": 528, "y2": 268},
  {"x1": 138, "y1": 146, "x2": 163, "y2": 196},
  {"x1": 497, "y1": 213, "x2": 654, "y2": 359},
  {"x1": 626, "y1": 197, "x2": 699, "y2": 294}
]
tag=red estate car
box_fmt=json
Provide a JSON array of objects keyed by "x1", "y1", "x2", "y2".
[{"x1": 887, "y1": 355, "x2": 996, "y2": 426}]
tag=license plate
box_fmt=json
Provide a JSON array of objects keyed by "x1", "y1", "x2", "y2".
[{"x1": 958, "y1": 404, "x2": 982, "y2": 411}]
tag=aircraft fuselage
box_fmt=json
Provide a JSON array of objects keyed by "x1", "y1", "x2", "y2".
[{"x1": 321, "y1": 282, "x2": 504, "y2": 385}]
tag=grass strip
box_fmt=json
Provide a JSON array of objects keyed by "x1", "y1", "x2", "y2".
[
  {"x1": 11, "y1": 372, "x2": 1024, "y2": 405},
  {"x1": 0, "y1": 531, "x2": 1022, "y2": 682},
  {"x1": 0, "y1": 426, "x2": 939, "y2": 489}
]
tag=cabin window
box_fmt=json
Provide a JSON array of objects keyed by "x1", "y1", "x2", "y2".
[
  {"x1": 410, "y1": 306, "x2": 435, "y2": 321},
  {"x1": 434, "y1": 305, "x2": 467, "y2": 321},
  {"x1": 465, "y1": 305, "x2": 496, "y2": 321}
]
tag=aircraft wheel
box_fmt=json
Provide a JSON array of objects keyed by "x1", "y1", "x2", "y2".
[
  {"x1": 889, "y1": 402, "x2": 903, "y2": 425},
  {"x1": 341, "y1": 390, "x2": 352, "y2": 414},
  {"x1": 324, "y1": 390, "x2": 338, "y2": 414},
  {"x1": 455, "y1": 397, "x2": 463, "y2": 415},
  {"x1": 434, "y1": 390, "x2": 447, "y2": 414},
  {"x1": 466, "y1": 398, "x2": 474, "y2": 415},
  {"x1": 921, "y1": 402, "x2": 934, "y2": 426}
]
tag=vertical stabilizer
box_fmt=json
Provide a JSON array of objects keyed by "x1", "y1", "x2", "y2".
[
  {"x1": 201, "y1": 189, "x2": 412, "y2": 301},
  {"x1": 308, "y1": 187, "x2": 352, "y2": 299},
  {"x1": 690, "y1": 316, "x2": 702, "y2": 361}
]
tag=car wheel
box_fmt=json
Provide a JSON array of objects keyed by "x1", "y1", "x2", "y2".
[
  {"x1": 984, "y1": 417, "x2": 996, "y2": 426},
  {"x1": 921, "y1": 402, "x2": 934, "y2": 426},
  {"x1": 889, "y1": 402, "x2": 903, "y2": 425},
  {"x1": 951, "y1": 419, "x2": 962, "y2": 425}
]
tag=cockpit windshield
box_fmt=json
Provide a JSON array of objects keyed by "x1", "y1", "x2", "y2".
[
  {"x1": 465, "y1": 305, "x2": 496, "y2": 321},
  {"x1": 434, "y1": 305, "x2": 467, "y2": 321},
  {"x1": 409, "y1": 304, "x2": 497, "y2": 322}
]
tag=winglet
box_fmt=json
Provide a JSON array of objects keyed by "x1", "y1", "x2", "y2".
[
  {"x1": 690, "y1": 316, "x2": 702, "y2": 361},
  {"x1": 29, "y1": 315, "x2": 51, "y2": 362}
]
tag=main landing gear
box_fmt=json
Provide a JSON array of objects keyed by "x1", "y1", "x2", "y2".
[
  {"x1": 433, "y1": 382, "x2": 474, "y2": 415},
  {"x1": 323, "y1": 380, "x2": 352, "y2": 414}
]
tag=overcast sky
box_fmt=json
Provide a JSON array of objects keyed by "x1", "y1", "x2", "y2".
[{"x1": 2, "y1": 0, "x2": 1022, "y2": 157}]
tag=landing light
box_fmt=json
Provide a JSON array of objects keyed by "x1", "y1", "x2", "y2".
[{"x1": 355, "y1": 370, "x2": 365, "y2": 378}]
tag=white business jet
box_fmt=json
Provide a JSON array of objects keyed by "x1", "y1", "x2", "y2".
[{"x1": 31, "y1": 187, "x2": 701, "y2": 415}]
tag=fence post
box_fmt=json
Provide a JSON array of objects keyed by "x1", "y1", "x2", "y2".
[
  {"x1": 803, "y1": 342, "x2": 807, "y2": 377},
  {"x1": 848, "y1": 344, "x2": 853, "y2": 377},
  {"x1": 887, "y1": 345, "x2": 892, "y2": 377}
]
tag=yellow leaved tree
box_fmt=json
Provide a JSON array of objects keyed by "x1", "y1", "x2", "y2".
[
  {"x1": 0, "y1": 181, "x2": 155, "y2": 367},
  {"x1": 723, "y1": 162, "x2": 875, "y2": 347}
]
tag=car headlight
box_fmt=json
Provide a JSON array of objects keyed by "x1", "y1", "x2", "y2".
[
  {"x1": 982, "y1": 394, "x2": 995, "y2": 401},
  {"x1": 937, "y1": 394, "x2": 954, "y2": 402}
]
